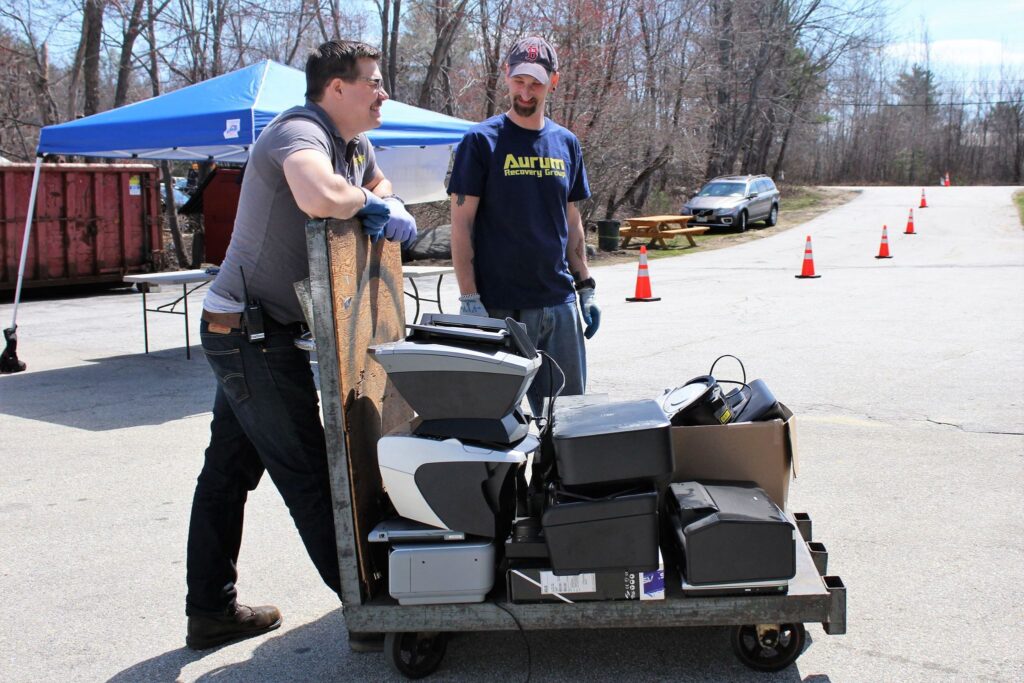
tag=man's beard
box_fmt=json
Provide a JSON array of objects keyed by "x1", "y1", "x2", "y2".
[{"x1": 512, "y1": 97, "x2": 537, "y2": 117}]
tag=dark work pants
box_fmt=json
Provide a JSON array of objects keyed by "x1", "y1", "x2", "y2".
[{"x1": 185, "y1": 319, "x2": 340, "y2": 615}]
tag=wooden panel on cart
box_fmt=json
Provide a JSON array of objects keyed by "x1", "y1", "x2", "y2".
[{"x1": 306, "y1": 218, "x2": 413, "y2": 603}]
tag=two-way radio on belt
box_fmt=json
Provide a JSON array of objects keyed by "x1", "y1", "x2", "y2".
[{"x1": 239, "y1": 266, "x2": 265, "y2": 343}]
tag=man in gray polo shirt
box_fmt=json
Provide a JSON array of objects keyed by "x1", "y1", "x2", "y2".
[{"x1": 186, "y1": 40, "x2": 415, "y2": 653}]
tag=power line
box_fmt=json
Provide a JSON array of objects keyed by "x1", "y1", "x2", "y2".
[{"x1": 821, "y1": 99, "x2": 1020, "y2": 107}]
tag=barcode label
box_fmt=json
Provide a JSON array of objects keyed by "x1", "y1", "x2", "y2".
[{"x1": 539, "y1": 571, "x2": 597, "y2": 594}]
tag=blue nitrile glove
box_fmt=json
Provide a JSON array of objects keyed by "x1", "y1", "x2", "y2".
[
  {"x1": 459, "y1": 293, "x2": 488, "y2": 317},
  {"x1": 382, "y1": 196, "x2": 418, "y2": 247},
  {"x1": 578, "y1": 287, "x2": 601, "y2": 339},
  {"x1": 356, "y1": 189, "x2": 390, "y2": 242}
]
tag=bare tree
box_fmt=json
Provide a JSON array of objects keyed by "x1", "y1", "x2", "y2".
[{"x1": 417, "y1": 0, "x2": 472, "y2": 110}]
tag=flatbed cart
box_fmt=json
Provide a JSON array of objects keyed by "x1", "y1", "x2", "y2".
[{"x1": 306, "y1": 219, "x2": 847, "y2": 679}]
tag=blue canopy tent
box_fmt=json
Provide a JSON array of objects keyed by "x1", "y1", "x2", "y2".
[
  {"x1": 37, "y1": 60, "x2": 471, "y2": 162},
  {"x1": 2, "y1": 60, "x2": 472, "y2": 373}
]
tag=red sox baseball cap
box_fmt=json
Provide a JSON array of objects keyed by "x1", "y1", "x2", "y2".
[{"x1": 507, "y1": 37, "x2": 558, "y2": 84}]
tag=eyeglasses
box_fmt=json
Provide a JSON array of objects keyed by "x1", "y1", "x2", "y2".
[{"x1": 354, "y1": 76, "x2": 386, "y2": 94}]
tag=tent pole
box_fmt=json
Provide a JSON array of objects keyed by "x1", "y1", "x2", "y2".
[
  {"x1": 9, "y1": 156, "x2": 43, "y2": 330},
  {"x1": 1, "y1": 155, "x2": 42, "y2": 373}
]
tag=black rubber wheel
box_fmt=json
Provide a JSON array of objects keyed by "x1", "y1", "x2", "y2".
[
  {"x1": 731, "y1": 623, "x2": 806, "y2": 672},
  {"x1": 737, "y1": 210, "x2": 748, "y2": 232},
  {"x1": 385, "y1": 631, "x2": 448, "y2": 679},
  {"x1": 765, "y1": 204, "x2": 778, "y2": 226}
]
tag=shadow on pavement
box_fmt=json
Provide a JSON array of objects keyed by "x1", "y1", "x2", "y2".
[
  {"x1": 0, "y1": 349, "x2": 212, "y2": 431},
  {"x1": 108, "y1": 612, "x2": 818, "y2": 682}
]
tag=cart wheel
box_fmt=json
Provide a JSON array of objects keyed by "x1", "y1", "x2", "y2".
[
  {"x1": 731, "y1": 623, "x2": 806, "y2": 672},
  {"x1": 385, "y1": 631, "x2": 448, "y2": 679}
]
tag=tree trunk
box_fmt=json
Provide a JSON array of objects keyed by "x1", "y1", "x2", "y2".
[
  {"x1": 389, "y1": 1, "x2": 401, "y2": 99},
  {"x1": 114, "y1": 0, "x2": 148, "y2": 108},
  {"x1": 83, "y1": 0, "x2": 105, "y2": 116},
  {"x1": 145, "y1": 2, "x2": 188, "y2": 268},
  {"x1": 479, "y1": 0, "x2": 510, "y2": 118},
  {"x1": 606, "y1": 144, "x2": 673, "y2": 217},
  {"x1": 417, "y1": 0, "x2": 468, "y2": 110}
]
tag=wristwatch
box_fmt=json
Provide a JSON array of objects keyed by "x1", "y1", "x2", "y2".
[{"x1": 574, "y1": 276, "x2": 596, "y2": 291}]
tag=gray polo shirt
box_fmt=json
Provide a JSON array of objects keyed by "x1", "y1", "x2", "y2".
[{"x1": 205, "y1": 101, "x2": 378, "y2": 324}]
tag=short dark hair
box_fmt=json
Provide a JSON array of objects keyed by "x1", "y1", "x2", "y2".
[{"x1": 305, "y1": 40, "x2": 382, "y2": 101}]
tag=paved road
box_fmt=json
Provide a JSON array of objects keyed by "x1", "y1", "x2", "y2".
[{"x1": 1, "y1": 186, "x2": 1021, "y2": 682}]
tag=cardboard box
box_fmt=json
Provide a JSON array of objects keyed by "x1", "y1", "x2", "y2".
[
  {"x1": 670, "y1": 404, "x2": 798, "y2": 509},
  {"x1": 507, "y1": 553, "x2": 665, "y2": 604}
]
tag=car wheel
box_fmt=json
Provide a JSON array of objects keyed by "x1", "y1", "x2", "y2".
[
  {"x1": 737, "y1": 210, "x2": 748, "y2": 232},
  {"x1": 765, "y1": 204, "x2": 778, "y2": 227}
]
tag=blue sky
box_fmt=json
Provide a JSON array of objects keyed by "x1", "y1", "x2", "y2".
[{"x1": 885, "y1": 0, "x2": 1024, "y2": 71}]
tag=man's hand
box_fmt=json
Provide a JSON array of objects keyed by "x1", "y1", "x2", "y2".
[
  {"x1": 356, "y1": 190, "x2": 390, "y2": 242},
  {"x1": 459, "y1": 293, "x2": 488, "y2": 317},
  {"x1": 578, "y1": 287, "x2": 601, "y2": 339},
  {"x1": 382, "y1": 196, "x2": 418, "y2": 247}
]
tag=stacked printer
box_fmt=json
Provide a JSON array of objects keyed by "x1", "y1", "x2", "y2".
[
  {"x1": 370, "y1": 314, "x2": 542, "y2": 605},
  {"x1": 657, "y1": 365, "x2": 798, "y2": 595},
  {"x1": 665, "y1": 481, "x2": 797, "y2": 596},
  {"x1": 506, "y1": 396, "x2": 675, "y2": 599}
]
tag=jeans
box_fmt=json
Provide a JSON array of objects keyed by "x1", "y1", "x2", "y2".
[
  {"x1": 185, "y1": 318, "x2": 340, "y2": 615},
  {"x1": 488, "y1": 301, "x2": 587, "y2": 417}
]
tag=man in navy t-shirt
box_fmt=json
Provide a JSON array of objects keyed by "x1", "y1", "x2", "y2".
[{"x1": 447, "y1": 36, "x2": 600, "y2": 415}]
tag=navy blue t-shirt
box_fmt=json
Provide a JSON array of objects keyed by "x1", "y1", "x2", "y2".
[{"x1": 447, "y1": 114, "x2": 591, "y2": 309}]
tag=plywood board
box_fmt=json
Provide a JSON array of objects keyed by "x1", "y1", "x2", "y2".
[{"x1": 324, "y1": 218, "x2": 412, "y2": 599}]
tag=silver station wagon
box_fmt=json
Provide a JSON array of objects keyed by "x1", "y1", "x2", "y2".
[{"x1": 681, "y1": 175, "x2": 780, "y2": 232}]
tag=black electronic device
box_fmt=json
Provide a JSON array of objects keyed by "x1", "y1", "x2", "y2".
[
  {"x1": 550, "y1": 399, "x2": 673, "y2": 487},
  {"x1": 411, "y1": 409, "x2": 529, "y2": 445},
  {"x1": 667, "y1": 481, "x2": 795, "y2": 589},
  {"x1": 725, "y1": 379, "x2": 786, "y2": 422},
  {"x1": 239, "y1": 266, "x2": 265, "y2": 343},
  {"x1": 504, "y1": 517, "x2": 550, "y2": 560},
  {"x1": 541, "y1": 485, "x2": 659, "y2": 574},
  {"x1": 660, "y1": 375, "x2": 733, "y2": 426}
]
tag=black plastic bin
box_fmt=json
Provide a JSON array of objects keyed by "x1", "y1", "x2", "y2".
[{"x1": 596, "y1": 219, "x2": 621, "y2": 251}]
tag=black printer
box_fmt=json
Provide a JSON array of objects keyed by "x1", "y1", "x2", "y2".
[{"x1": 667, "y1": 481, "x2": 796, "y2": 595}]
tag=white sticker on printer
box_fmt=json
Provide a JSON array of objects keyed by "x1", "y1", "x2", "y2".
[{"x1": 539, "y1": 571, "x2": 596, "y2": 594}]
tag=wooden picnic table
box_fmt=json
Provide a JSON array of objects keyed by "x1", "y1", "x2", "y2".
[{"x1": 620, "y1": 214, "x2": 709, "y2": 248}]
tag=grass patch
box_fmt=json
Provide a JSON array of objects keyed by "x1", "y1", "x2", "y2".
[
  {"x1": 778, "y1": 186, "x2": 827, "y2": 211},
  {"x1": 1014, "y1": 190, "x2": 1024, "y2": 228}
]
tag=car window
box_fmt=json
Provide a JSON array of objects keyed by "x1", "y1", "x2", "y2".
[
  {"x1": 697, "y1": 182, "x2": 746, "y2": 197},
  {"x1": 763, "y1": 179, "x2": 777, "y2": 192}
]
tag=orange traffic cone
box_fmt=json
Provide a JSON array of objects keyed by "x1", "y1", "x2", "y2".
[
  {"x1": 795, "y1": 236, "x2": 821, "y2": 279},
  {"x1": 626, "y1": 245, "x2": 661, "y2": 301},
  {"x1": 944, "y1": 172, "x2": 951, "y2": 187},
  {"x1": 919, "y1": 188, "x2": 928, "y2": 208},
  {"x1": 905, "y1": 209, "x2": 916, "y2": 235},
  {"x1": 875, "y1": 225, "x2": 893, "y2": 259}
]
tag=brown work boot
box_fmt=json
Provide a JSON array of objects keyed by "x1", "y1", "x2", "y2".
[{"x1": 186, "y1": 604, "x2": 282, "y2": 650}]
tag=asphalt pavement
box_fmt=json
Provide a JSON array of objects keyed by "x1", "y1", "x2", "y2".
[{"x1": 1, "y1": 185, "x2": 1022, "y2": 682}]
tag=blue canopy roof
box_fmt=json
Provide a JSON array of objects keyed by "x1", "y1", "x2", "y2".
[{"x1": 37, "y1": 60, "x2": 473, "y2": 163}]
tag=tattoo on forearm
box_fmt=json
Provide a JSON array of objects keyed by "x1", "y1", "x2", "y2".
[{"x1": 456, "y1": 194, "x2": 466, "y2": 206}]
